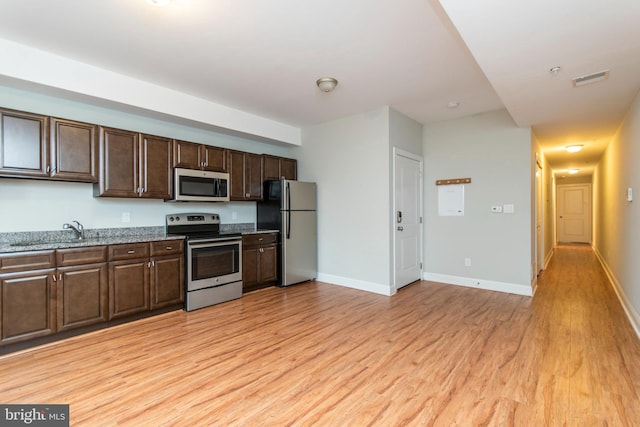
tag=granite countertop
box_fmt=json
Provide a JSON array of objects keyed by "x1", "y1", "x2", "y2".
[
  {"x1": 0, "y1": 226, "x2": 183, "y2": 254},
  {"x1": 0, "y1": 225, "x2": 279, "y2": 254}
]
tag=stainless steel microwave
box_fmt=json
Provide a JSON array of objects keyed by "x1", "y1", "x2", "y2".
[{"x1": 170, "y1": 168, "x2": 230, "y2": 202}]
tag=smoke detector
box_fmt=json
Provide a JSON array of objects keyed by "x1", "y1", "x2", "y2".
[{"x1": 572, "y1": 69, "x2": 609, "y2": 87}]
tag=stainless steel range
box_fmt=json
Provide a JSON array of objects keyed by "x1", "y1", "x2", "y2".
[{"x1": 166, "y1": 213, "x2": 242, "y2": 311}]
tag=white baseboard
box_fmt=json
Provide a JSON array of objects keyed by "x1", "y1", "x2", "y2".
[
  {"x1": 316, "y1": 273, "x2": 394, "y2": 296},
  {"x1": 544, "y1": 248, "x2": 555, "y2": 269},
  {"x1": 592, "y1": 246, "x2": 640, "y2": 339},
  {"x1": 422, "y1": 272, "x2": 533, "y2": 297}
]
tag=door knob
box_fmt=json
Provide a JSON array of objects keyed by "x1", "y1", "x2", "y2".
[{"x1": 397, "y1": 226, "x2": 404, "y2": 231}]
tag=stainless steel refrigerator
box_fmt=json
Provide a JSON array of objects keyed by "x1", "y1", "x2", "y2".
[{"x1": 257, "y1": 180, "x2": 317, "y2": 287}]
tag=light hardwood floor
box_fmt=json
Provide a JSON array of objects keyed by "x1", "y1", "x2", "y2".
[{"x1": 2, "y1": 244, "x2": 640, "y2": 426}]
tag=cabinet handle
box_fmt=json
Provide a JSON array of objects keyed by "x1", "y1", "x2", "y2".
[
  {"x1": 166, "y1": 246, "x2": 173, "y2": 250},
  {"x1": 46, "y1": 165, "x2": 51, "y2": 173},
  {"x1": 52, "y1": 273, "x2": 57, "y2": 282},
  {"x1": 127, "y1": 250, "x2": 136, "y2": 254}
]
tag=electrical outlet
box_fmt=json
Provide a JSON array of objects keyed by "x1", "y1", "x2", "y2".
[
  {"x1": 122, "y1": 212, "x2": 130, "y2": 223},
  {"x1": 491, "y1": 206, "x2": 502, "y2": 213},
  {"x1": 464, "y1": 257, "x2": 471, "y2": 267}
]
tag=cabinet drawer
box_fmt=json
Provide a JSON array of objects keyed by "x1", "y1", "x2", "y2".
[
  {"x1": 57, "y1": 246, "x2": 108, "y2": 266},
  {"x1": 0, "y1": 250, "x2": 56, "y2": 273},
  {"x1": 150, "y1": 240, "x2": 184, "y2": 256},
  {"x1": 242, "y1": 233, "x2": 278, "y2": 247},
  {"x1": 108, "y1": 243, "x2": 150, "y2": 261}
]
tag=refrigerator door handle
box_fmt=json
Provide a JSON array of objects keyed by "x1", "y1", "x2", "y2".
[
  {"x1": 284, "y1": 211, "x2": 291, "y2": 240},
  {"x1": 286, "y1": 182, "x2": 291, "y2": 239}
]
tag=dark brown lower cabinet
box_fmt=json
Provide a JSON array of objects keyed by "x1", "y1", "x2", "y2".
[
  {"x1": 0, "y1": 269, "x2": 56, "y2": 345},
  {"x1": 0, "y1": 241, "x2": 184, "y2": 349},
  {"x1": 108, "y1": 258, "x2": 150, "y2": 320},
  {"x1": 242, "y1": 233, "x2": 278, "y2": 293},
  {"x1": 57, "y1": 263, "x2": 108, "y2": 331},
  {"x1": 150, "y1": 255, "x2": 184, "y2": 310}
]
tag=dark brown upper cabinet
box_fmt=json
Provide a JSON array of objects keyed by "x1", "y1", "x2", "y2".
[
  {"x1": 0, "y1": 109, "x2": 98, "y2": 182},
  {"x1": 0, "y1": 109, "x2": 49, "y2": 178},
  {"x1": 228, "y1": 150, "x2": 263, "y2": 201},
  {"x1": 50, "y1": 118, "x2": 99, "y2": 182},
  {"x1": 95, "y1": 127, "x2": 172, "y2": 199},
  {"x1": 262, "y1": 154, "x2": 297, "y2": 181},
  {"x1": 173, "y1": 139, "x2": 227, "y2": 172}
]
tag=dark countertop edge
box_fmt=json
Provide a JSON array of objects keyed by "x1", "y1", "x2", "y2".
[{"x1": 243, "y1": 229, "x2": 280, "y2": 235}]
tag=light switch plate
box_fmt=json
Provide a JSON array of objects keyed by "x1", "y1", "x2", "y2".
[
  {"x1": 628, "y1": 187, "x2": 633, "y2": 202},
  {"x1": 491, "y1": 206, "x2": 503, "y2": 213},
  {"x1": 503, "y1": 204, "x2": 515, "y2": 214}
]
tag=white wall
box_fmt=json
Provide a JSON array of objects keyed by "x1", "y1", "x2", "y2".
[
  {"x1": 300, "y1": 107, "x2": 392, "y2": 295},
  {"x1": 0, "y1": 84, "x2": 295, "y2": 232},
  {"x1": 593, "y1": 89, "x2": 640, "y2": 335},
  {"x1": 423, "y1": 109, "x2": 533, "y2": 295}
]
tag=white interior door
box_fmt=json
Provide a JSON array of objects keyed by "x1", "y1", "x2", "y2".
[
  {"x1": 393, "y1": 149, "x2": 423, "y2": 290},
  {"x1": 557, "y1": 183, "x2": 592, "y2": 243}
]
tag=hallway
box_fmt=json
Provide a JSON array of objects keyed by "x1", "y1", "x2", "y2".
[{"x1": 521, "y1": 244, "x2": 640, "y2": 424}]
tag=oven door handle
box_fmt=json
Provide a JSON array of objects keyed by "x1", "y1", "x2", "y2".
[{"x1": 188, "y1": 238, "x2": 241, "y2": 247}]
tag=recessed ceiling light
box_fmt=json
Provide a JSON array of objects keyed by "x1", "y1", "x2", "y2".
[
  {"x1": 147, "y1": 0, "x2": 171, "y2": 6},
  {"x1": 549, "y1": 66, "x2": 561, "y2": 74},
  {"x1": 447, "y1": 101, "x2": 460, "y2": 109},
  {"x1": 565, "y1": 144, "x2": 583, "y2": 153},
  {"x1": 568, "y1": 168, "x2": 580, "y2": 174}
]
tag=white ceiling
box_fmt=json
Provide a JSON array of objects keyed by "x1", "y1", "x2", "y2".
[{"x1": 0, "y1": 0, "x2": 638, "y2": 176}]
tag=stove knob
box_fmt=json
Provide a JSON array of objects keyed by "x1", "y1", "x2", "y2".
[
  {"x1": 176, "y1": 216, "x2": 180, "y2": 221},
  {"x1": 168, "y1": 216, "x2": 174, "y2": 222}
]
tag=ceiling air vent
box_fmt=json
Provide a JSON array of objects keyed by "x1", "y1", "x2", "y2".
[{"x1": 572, "y1": 69, "x2": 609, "y2": 87}]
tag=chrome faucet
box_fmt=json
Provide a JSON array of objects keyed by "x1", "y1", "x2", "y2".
[{"x1": 63, "y1": 220, "x2": 85, "y2": 240}]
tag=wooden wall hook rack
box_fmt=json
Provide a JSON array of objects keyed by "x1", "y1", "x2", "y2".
[{"x1": 435, "y1": 178, "x2": 472, "y2": 186}]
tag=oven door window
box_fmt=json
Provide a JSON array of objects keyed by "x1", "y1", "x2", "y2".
[{"x1": 191, "y1": 244, "x2": 239, "y2": 280}]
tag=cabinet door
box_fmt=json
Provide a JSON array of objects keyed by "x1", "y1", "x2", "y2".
[
  {"x1": 227, "y1": 150, "x2": 246, "y2": 200},
  {"x1": 57, "y1": 263, "x2": 108, "y2": 332},
  {"x1": 97, "y1": 127, "x2": 139, "y2": 197},
  {"x1": 263, "y1": 155, "x2": 280, "y2": 181},
  {"x1": 150, "y1": 255, "x2": 184, "y2": 309},
  {"x1": 259, "y1": 245, "x2": 278, "y2": 284},
  {"x1": 242, "y1": 247, "x2": 259, "y2": 292},
  {"x1": 140, "y1": 134, "x2": 172, "y2": 199},
  {"x1": 50, "y1": 118, "x2": 98, "y2": 182},
  {"x1": 202, "y1": 146, "x2": 227, "y2": 172},
  {"x1": 0, "y1": 109, "x2": 48, "y2": 178},
  {"x1": 173, "y1": 139, "x2": 202, "y2": 170},
  {"x1": 0, "y1": 269, "x2": 56, "y2": 345},
  {"x1": 245, "y1": 153, "x2": 263, "y2": 200},
  {"x1": 281, "y1": 158, "x2": 297, "y2": 180},
  {"x1": 108, "y1": 259, "x2": 149, "y2": 319}
]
